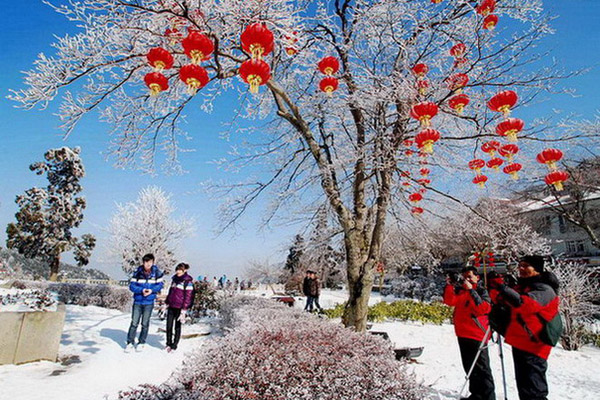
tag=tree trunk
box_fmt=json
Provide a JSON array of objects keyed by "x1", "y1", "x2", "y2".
[{"x1": 49, "y1": 255, "x2": 60, "y2": 282}]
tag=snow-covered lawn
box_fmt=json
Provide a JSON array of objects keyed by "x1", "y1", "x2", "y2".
[
  {"x1": 0, "y1": 305, "x2": 212, "y2": 400},
  {"x1": 1, "y1": 292, "x2": 599, "y2": 400}
]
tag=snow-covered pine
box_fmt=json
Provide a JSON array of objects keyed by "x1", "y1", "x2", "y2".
[
  {"x1": 6, "y1": 147, "x2": 96, "y2": 281},
  {"x1": 107, "y1": 185, "x2": 194, "y2": 275}
]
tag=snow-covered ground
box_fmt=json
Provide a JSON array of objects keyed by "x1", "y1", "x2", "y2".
[
  {"x1": 0, "y1": 291, "x2": 599, "y2": 400},
  {"x1": 0, "y1": 305, "x2": 212, "y2": 400}
]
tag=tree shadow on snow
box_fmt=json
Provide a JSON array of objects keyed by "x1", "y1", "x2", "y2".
[{"x1": 100, "y1": 328, "x2": 163, "y2": 349}]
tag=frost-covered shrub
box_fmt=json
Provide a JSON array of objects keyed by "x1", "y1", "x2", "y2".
[
  {"x1": 0, "y1": 289, "x2": 56, "y2": 311},
  {"x1": 189, "y1": 281, "x2": 219, "y2": 319},
  {"x1": 120, "y1": 297, "x2": 424, "y2": 400},
  {"x1": 219, "y1": 295, "x2": 285, "y2": 329},
  {"x1": 385, "y1": 273, "x2": 445, "y2": 302},
  {"x1": 11, "y1": 281, "x2": 131, "y2": 311},
  {"x1": 324, "y1": 300, "x2": 452, "y2": 325}
]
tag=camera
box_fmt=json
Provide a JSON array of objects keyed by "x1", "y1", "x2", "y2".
[{"x1": 447, "y1": 272, "x2": 465, "y2": 286}]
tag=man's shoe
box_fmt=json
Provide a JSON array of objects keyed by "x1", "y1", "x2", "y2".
[
  {"x1": 124, "y1": 344, "x2": 134, "y2": 353},
  {"x1": 136, "y1": 344, "x2": 146, "y2": 352}
]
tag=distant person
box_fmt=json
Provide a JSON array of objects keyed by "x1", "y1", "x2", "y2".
[
  {"x1": 303, "y1": 270, "x2": 314, "y2": 311},
  {"x1": 234, "y1": 277, "x2": 240, "y2": 292},
  {"x1": 126, "y1": 253, "x2": 164, "y2": 353},
  {"x1": 164, "y1": 263, "x2": 193, "y2": 352},
  {"x1": 212, "y1": 276, "x2": 218, "y2": 288},
  {"x1": 309, "y1": 271, "x2": 323, "y2": 313},
  {"x1": 247, "y1": 280, "x2": 252, "y2": 290},
  {"x1": 240, "y1": 280, "x2": 247, "y2": 291}
]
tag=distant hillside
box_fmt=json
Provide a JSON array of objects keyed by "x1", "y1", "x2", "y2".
[{"x1": 0, "y1": 247, "x2": 110, "y2": 281}]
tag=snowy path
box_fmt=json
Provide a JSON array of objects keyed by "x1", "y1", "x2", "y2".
[
  {"x1": 371, "y1": 321, "x2": 600, "y2": 400},
  {"x1": 0, "y1": 305, "x2": 212, "y2": 400}
]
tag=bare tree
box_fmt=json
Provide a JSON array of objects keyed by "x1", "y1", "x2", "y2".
[
  {"x1": 244, "y1": 258, "x2": 283, "y2": 294},
  {"x1": 12, "y1": 0, "x2": 584, "y2": 331},
  {"x1": 107, "y1": 186, "x2": 194, "y2": 274}
]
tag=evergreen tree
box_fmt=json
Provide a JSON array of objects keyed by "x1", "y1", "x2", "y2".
[
  {"x1": 284, "y1": 234, "x2": 305, "y2": 275},
  {"x1": 6, "y1": 147, "x2": 96, "y2": 281}
]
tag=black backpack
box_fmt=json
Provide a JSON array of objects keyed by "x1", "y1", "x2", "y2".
[{"x1": 488, "y1": 302, "x2": 511, "y2": 336}]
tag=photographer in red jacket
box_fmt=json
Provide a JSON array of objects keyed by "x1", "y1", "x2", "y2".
[
  {"x1": 444, "y1": 267, "x2": 495, "y2": 400},
  {"x1": 490, "y1": 255, "x2": 559, "y2": 400}
]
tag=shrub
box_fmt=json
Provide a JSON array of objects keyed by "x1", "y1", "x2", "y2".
[
  {"x1": 119, "y1": 296, "x2": 424, "y2": 400},
  {"x1": 323, "y1": 299, "x2": 452, "y2": 325},
  {"x1": 189, "y1": 281, "x2": 219, "y2": 319},
  {"x1": 384, "y1": 273, "x2": 445, "y2": 302}
]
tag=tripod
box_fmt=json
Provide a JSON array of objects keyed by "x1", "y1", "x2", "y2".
[{"x1": 457, "y1": 328, "x2": 508, "y2": 400}]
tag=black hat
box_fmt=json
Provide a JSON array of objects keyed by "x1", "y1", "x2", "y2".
[{"x1": 520, "y1": 255, "x2": 545, "y2": 273}]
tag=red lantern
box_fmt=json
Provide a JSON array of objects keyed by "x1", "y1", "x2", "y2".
[
  {"x1": 147, "y1": 47, "x2": 174, "y2": 71},
  {"x1": 179, "y1": 64, "x2": 209, "y2": 94},
  {"x1": 409, "y1": 193, "x2": 423, "y2": 203},
  {"x1": 483, "y1": 14, "x2": 499, "y2": 30},
  {"x1": 182, "y1": 31, "x2": 214, "y2": 64},
  {"x1": 449, "y1": 43, "x2": 467, "y2": 58},
  {"x1": 165, "y1": 27, "x2": 184, "y2": 45},
  {"x1": 144, "y1": 72, "x2": 169, "y2": 96},
  {"x1": 318, "y1": 56, "x2": 340, "y2": 76},
  {"x1": 411, "y1": 207, "x2": 424, "y2": 215},
  {"x1": 498, "y1": 144, "x2": 519, "y2": 162},
  {"x1": 468, "y1": 159, "x2": 486, "y2": 175},
  {"x1": 284, "y1": 31, "x2": 298, "y2": 56},
  {"x1": 486, "y1": 157, "x2": 504, "y2": 171},
  {"x1": 488, "y1": 90, "x2": 518, "y2": 117},
  {"x1": 472, "y1": 175, "x2": 488, "y2": 188},
  {"x1": 417, "y1": 80, "x2": 429, "y2": 95},
  {"x1": 418, "y1": 178, "x2": 431, "y2": 186},
  {"x1": 496, "y1": 118, "x2": 524, "y2": 142},
  {"x1": 412, "y1": 63, "x2": 429, "y2": 77},
  {"x1": 545, "y1": 170, "x2": 569, "y2": 191},
  {"x1": 446, "y1": 73, "x2": 469, "y2": 92},
  {"x1": 415, "y1": 129, "x2": 441, "y2": 154},
  {"x1": 481, "y1": 140, "x2": 501, "y2": 157},
  {"x1": 410, "y1": 102, "x2": 439, "y2": 127},
  {"x1": 319, "y1": 77, "x2": 339, "y2": 94},
  {"x1": 402, "y1": 181, "x2": 411, "y2": 187},
  {"x1": 405, "y1": 149, "x2": 415, "y2": 157},
  {"x1": 503, "y1": 163, "x2": 522, "y2": 180},
  {"x1": 431, "y1": 0, "x2": 443, "y2": 3},
  {"x1": 402, "y1": 139, "x2": 414, "y2": 147},
  {"x1": 536, "y1": 149, "x2": 563, "y2": 171},
  {"x1": 453, "y1": 57, "x2": 469, "y2": 70},
  {"x1": 241, "y1": 23, "x2": 274, "y2": 60},
  {"x1": 420, "y1": 168, "x2": 431, "y2": 176},
  {"x1": 448, "y1": 94, "x2": 470, "y2": 114},
  {"x1": 476, "y1": 0, "x2": 496, "y2": 16},
  {"x1": 239, "y1": 59, "x2": 271, "y2": 93}
]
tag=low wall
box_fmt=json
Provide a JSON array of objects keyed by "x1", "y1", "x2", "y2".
[{"x1": 0, "y1": 303, "x2": 66, "y2": 365}]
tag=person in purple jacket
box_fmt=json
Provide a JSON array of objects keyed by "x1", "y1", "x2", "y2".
[{"x1": 164, "y1": 262, "x2": 193, "y2": 352}]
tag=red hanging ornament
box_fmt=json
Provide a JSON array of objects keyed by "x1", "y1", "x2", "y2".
[
  {"x1": 545, "y1": 170, "x2": 569, "y2": 191},
  {"x1": 486, "y1": 157, "x2": 504, "y2": 171},
  {"x1": 165, "y1": 27, "x2": 184, "y2": 45},
  {"x1": 417, "y1": 80, "x2": 429, "y2": 95},
  {"x1": 496, "y1": 118, "x2": 524, "y2": 142},
  {"x1": 402, "y1": 139, "x2": 414, "y2": 147},
  {"x1": 420, "y1": 168, "x2": 431, "y2": 176},
  {"x1": 411, "y1": 207, "x2": 424, "y2": 215},
  {"x1": 239, "y1": 59, "x2": 271, "y2": 93},
  {"x1": 412, "y1": 63, "x2": 429, "y2": 78},
  {"x1": 147, "y1": 47, "x2": 174, "y2": 71},
  {"x1": 498, "y1": 144, "x2": 519, "y2": 162},
  {"x1": 318, "y1": 56, "x2": 340, "y2": 76},
  {"x1": 410, "y1": 102, "x2": 439, "y2": 127},
  {"x1": 468, "y1": 159, "x2": 486, "y2": 175},
  {"x1": 144, "y1": 72, "x2": 169, "y2": 96},
  {"x1": 483, "y1": 14, "x2": 499, "y2": 30},
  {"x1": 446, "y1": 73, "x2": 469, "y2": 93},
  {"x1": 418, "y1": 178, "x2": 431, "y2": 186},
  {"x1": 182, "y1": 30, "x2": 214, "y2": 64},
  {"x1": 481, "y1": 140, "x2": 501, "y2": 157},
  {"x1": 319, "y1": 77, "x2": 339, "y2": 94},
  {"x1": 405, "y1": 149, "x2": 415, "y2": 157},
  {"x1": 536, "y1": 149, "x2": 563, "y2": 171},
  {"x1": 449, "y1": 43, "x2": 467, "y2": 58},
  {"x1": 409, "y1": 193, "x2": 423, "y2": 203},
  {"x1": 284, "y1": 31, "x2": 299, "y2": 56},
  {"x1": 241, "y1": 23, "x2": 274, "y2": 60},
  {"x1": 453, "y1": 57, "x2": 469, "y2": 70},
  {"x1": 503, "y1": 163, "x2": 522, "y2": 180},
  {"x1": 179, "y1": 64, "x2": 209, "y2": 94},
  {"x1": 472, "y1": 175, "x2": 488, "y2": 188},
  {"x1": 415, "y1": 129, "x2": 441, "y2": 154},
  {"x1": 476, "y1": 0, "x2": 496, "y2": 16},
  {"x1": 488, "y1": 90, "x2": 518, "y2": 117},
  {"x1": 448, "y1": 94, "x2": 470, "y2": 114}
]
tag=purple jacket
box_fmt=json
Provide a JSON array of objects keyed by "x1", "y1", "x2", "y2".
[{"x1": 165, "y1": 273, "x2": 194, "y2": 310}]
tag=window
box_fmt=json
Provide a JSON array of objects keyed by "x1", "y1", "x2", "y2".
[{"x1": 566, "y1": 240, "x2": 586, "y2": 254}]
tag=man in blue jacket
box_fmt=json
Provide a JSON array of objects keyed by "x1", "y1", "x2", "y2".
[{"x1": 125, "y1": 253, "x2": 164, "y2": 352}]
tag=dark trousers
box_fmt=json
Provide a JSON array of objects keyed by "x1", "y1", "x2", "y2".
[
  {"x1": 304, "y1": 296, "x2": 322, "y2": 311},
  {"x1": 166, "y1": 307, "x2": 182, "y2": 349},
  {"x1": 127, "y1": 303, "x2": 153, "y2": 345},
  {"x1": 457, "y1": 337, "x2": 495, "y2": 400},
  {"x1": 512, "y1": 347, "x2": 548, "y2": 400}
]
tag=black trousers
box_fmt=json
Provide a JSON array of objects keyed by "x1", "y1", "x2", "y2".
[
  {"x1": 457, "y1": 337, "x2": 496, "y2": 400},
  {"x1": 166, "y1": 307, "x2": 182, "y2": 349},
  {"x1": 512, "y1": 347, "x2": 548, "y2": 400}
]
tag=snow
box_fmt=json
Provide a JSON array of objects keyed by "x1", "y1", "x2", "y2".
[
  {"x1": 0, "y1": 288, "x2": 57, "y2": 312},
  {"x1": 0, "y1": 305, "x2": 212, "y2": 400},
  {"x1": 0, "y1": 292, "x2": 599, "y2": 400}
]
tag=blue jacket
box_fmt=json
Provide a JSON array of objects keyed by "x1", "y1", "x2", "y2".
[{"x1": 129, "y1": 265, "x2": 164, "y2": 305}]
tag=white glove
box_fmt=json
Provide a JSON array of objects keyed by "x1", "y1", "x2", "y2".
[{"x1": 178, "y1": 310, "x2": 187, "y2": 324}]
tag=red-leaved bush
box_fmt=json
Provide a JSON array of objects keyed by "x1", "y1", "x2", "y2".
[{"x1": 119, "y1": 296, "x2": 424, "y2": 400}]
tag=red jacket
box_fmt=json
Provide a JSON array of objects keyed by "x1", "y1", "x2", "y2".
[
  {"x1": 499, "y1": 275, "x2": 559, "y2": 360},
  {"x1": 443, "y1": 283, "x2": 491, "y2": 341}
]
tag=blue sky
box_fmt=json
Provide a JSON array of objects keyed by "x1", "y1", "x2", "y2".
[{"x1": 0, "y1": 1, "x2": 599, "y2": 279}]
